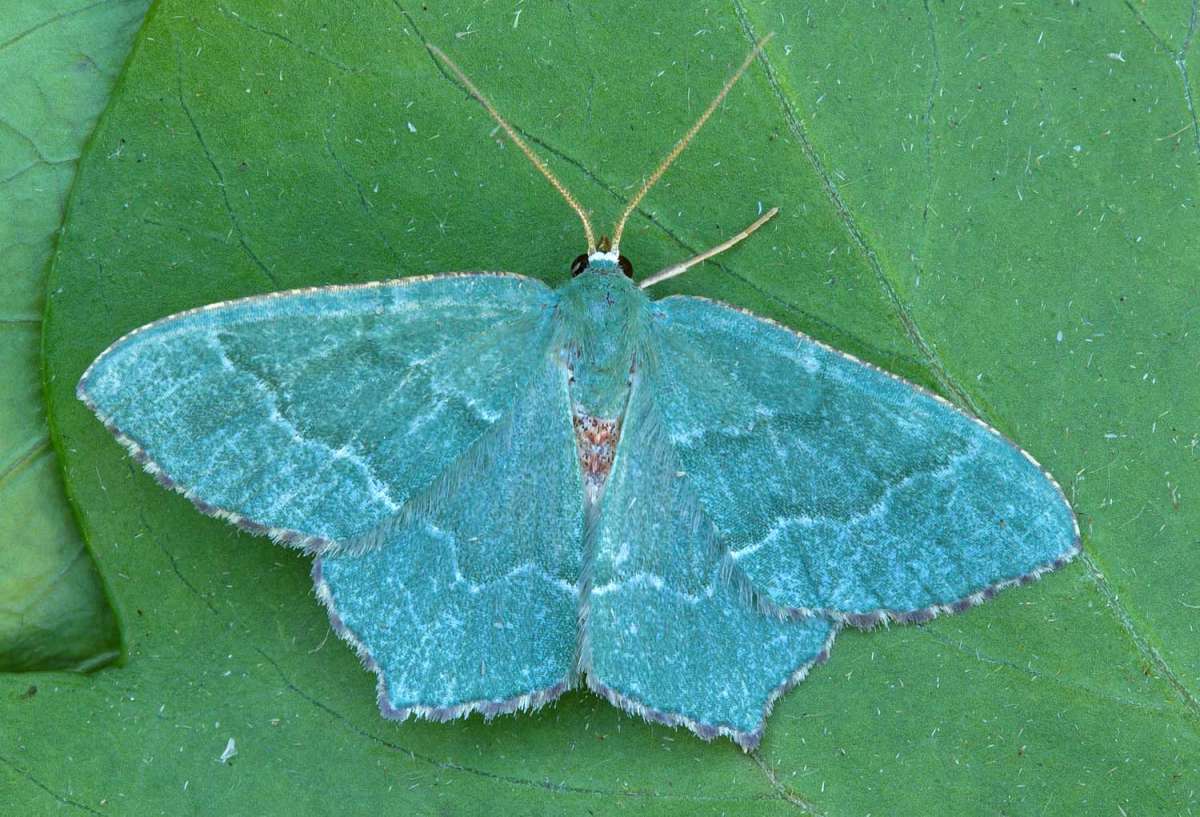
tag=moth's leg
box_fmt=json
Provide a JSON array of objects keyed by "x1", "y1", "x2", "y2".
[{"x1": 316, "y1": 360, "x2": 585, "y2": 720}]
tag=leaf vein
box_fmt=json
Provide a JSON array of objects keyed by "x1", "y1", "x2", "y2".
[
  {"x1": 321, "y1": 131, "x2": 402, "y2": 263},
  {"x1": 254, "y1": 646, "x2": 788, "y2": 802},
  {"x1": 172, "y1": 41, "x2": 279, "y2": 287},
  {"x1": 750, "y1": 752, "x2": 826, "y2": 815},
  {"x1": 0, "y1": 754, "x2": 105, "y2": 816},
  {"x1": 920, "y1": 628, "x2": 1192, "y2": 719},
  {"x1": 1123, "y1": 0, "x2": 1200, "y2": 157},
  {"x1": 217, "y1": 7, "x2": 362, "y2": 74},
  {"x1": 0, "y1": 0, "x2": 119, "y2": 54}
]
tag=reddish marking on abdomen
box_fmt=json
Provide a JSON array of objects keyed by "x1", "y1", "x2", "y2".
[{"x1": 573, "y1": 413, "x2": 621, "y2": 489}]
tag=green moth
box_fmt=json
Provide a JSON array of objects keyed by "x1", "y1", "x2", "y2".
[{"x1": 78, "y1": 39, "x2": 1078, "y2": 750}]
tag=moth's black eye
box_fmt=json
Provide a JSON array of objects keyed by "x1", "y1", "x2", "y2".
[
  {"x1": 618, "y1": 255, "x2": 634, "y2": 278},
  {"x1": 570, "y1": 254, "x2": 589, "y2": 277}
]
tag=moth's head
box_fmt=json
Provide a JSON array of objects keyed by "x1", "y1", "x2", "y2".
[{"x1": 569, "y1": 236, "x2": 634, "y2": 281}]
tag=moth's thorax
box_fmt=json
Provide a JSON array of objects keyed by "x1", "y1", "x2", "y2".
[{"x1": 553, "y1": 262, "x2": 649, "y2": 419}]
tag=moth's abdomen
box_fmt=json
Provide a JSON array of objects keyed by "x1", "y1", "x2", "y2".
[{"x1": 573, "y1": 413, "x2": 622, "y2": 501}]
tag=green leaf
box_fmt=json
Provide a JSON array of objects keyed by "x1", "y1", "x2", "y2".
[
  {"x1": 0, "y1": 0, "x2": 149, "y2": 670},
  {"x1": 8, "y1": 1, "x2": 1198, "y2": 813}
]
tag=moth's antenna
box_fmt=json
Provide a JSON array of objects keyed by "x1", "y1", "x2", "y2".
[
  {"x1": 428, "y1": 43, "x2": 598, "y2": 252},
  {"x1": 610, "y1": 33, "x2": 774, "y2": 252},
  {"x1": 639, "y1": 207, "x2": 779, "y2": 288}
]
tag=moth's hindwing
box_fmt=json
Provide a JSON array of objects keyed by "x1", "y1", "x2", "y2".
[
  {"x1": 582, "y1": 371, "x2": 835, "y2": 749},
  {"x1": 315, "y1": 355, "x2": 584, "y2": 719}
]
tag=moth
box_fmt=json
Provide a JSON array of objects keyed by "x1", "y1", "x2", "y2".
[{"x1": 78, "y1": 39, "x2": 1079, "y2": 750}]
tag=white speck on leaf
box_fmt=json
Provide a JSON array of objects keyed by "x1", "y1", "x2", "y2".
[
  {"x1": 1056, "y1": 330, "x2": 1063, "y2": 343},
  {"x1": 219, "y1": 737, "x2": 237, "y2": 764},
  {"x1": 407, "y1": 121, "x2": 416, "y2": 134}
]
